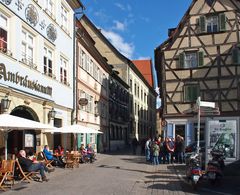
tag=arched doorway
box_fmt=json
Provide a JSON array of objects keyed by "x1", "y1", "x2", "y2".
[{"x1": 8, "y1": 106, "x2": 39, "y2": 155}]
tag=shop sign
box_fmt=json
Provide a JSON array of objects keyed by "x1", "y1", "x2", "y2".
[
  {"x1": 79, "y1": 98, "x2": 88, "y2": 106},
  {"x1": 0, "y1": 63, "x2": 52, "y2": 96}
]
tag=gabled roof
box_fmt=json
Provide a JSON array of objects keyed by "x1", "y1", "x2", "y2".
[
  {"x1": 80, "y1": 14, "x2": 157, "y2": 95},
  {"x1": 67, "y1": 0, "x2": 85, "y2": 10},
  {"x1": 132, "y1": 59, "x2": 154, "y2": 88}
]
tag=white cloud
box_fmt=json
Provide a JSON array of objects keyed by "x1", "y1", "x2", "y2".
[
  {"x1": 115, "y1": 3, "x2": 125, "y2": 10},
  {"x1": 137, "y1": 56, "x2": 151, "y2": 60},
  {"x1": 115, "y1": 3, "x2": 132, "y2": 11},
  {"x1": 113, "y1": 20, "x2": 125, "y2": 31},
  {"x1": 101, "y1": 29, "x2": 134, "y2": 59}
]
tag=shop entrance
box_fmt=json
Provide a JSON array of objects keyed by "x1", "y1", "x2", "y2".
[
  {"x1": 8, "y1": 106, "x2": 39, "y2": 155},
  {"x1": 175, "y1": 124, "x2": 185, "y2": 139}
]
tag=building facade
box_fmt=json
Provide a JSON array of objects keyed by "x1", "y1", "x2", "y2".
[
  {"x1": 155, "y1": 0, "x2": 240, "y2": 162},
  {"x1": 0, "y1": 0, "x2": 83, "y2": 158},
  {"x1": 109, "y1": 71, "x2": 129, "y2": 151},
  {"x1": 79, "y1": 15, "x2": 157, "y2": 146},
  {"x1": 75, "y1": 21, "x2": 110, "y2": 152}
]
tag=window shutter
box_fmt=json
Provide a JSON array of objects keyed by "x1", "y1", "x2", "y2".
[
  {"x1": 184, "y1": 86, "x2": 191, "y2": 101},
  {"x1": 219, "y1": 13, "x2": 226, "y2": 31},
  {"x1": 232, "y1": 47, "x2": 239, "y2": 64},
  {"x1": 179, "y1": 53, "x2": 185, "y2": 68},
  {"x1": 198, "y1": 51, "x2": 204, "y2": 66},
  {"x1": 199, "y1": 16, "x2": 206, "y2": 33}
]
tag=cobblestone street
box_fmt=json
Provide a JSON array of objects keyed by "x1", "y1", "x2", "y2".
[{"x1": 0, "y1": 151, "x2": 215, "y2": 195}]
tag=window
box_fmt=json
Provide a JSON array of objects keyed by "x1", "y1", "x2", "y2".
[
  {"x1": 129, "y1": 79, "x2": 132, "y2": 92},
  {"x1": 80, "y1": 50, "x2": 86, "y2": 69},
  {"x1": 199, "y1": 13, "x2": 226, "y2": 33},
  {"x1": 232, "y1": 46, "x2": 240, "y2": 64},
  {"x1": 60, "y1": 4, "x2": 68, "y2": 30},
  {"x1": 134, "y1": 83, "x2": 136, "y2": 95},
  {"x1": 44, "y1": 0, "x2": 54, "y2": 17},
  {"x1": 179, "y1": 51, "x2": 204, "y2": 68},
  {"x1": 184, "y1": 85, "x2": 200, "y2": 102},
  {"x1": 43, "y1": 46, "x2": 53, "y2": 77},
  {"x1": 22, "y1": 29, "x2": 34, "y2": 66},
  {"x1": 60, "y1": 57, "x2": 68, "y2": 85},
  {"x1": 90, "y1": 60, "x2": 93, "y2": 76},
  {"x1": 207, "y1": 15, "x2": 219, "y2": 33},
  {"x1": 0, "y1": 12, "x2": 8, "y2": 51}
]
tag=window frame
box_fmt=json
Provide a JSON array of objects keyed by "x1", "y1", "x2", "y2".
[
  {"x1": 0, "y1": 12, "x2": 8, "y2": 51},
  {"x1": 43, "y1": 46, "x2": 54, "y2": 78},
  {"x1": 184, "y1": 84, "x2": 200, "y2": 102},
  {"x1": 60, "y1": 56, "x2": 68, "y2": 85},
  {"x1": 21, "y1": 28, "x2": 35, "y2": 65}
]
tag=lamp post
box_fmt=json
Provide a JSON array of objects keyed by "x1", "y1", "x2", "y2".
[
  {"x1": 1, "y1": 96, "x2": 11, "y2": 113},
  {"x1": 1, "y1": 95, "x2": 11, "y2": 160},
  {"x1": 48, "y1": 108, "x2": 56, "y2": 126}
]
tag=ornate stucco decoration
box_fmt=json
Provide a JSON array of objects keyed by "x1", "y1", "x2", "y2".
[
  {"x1": 39, "y1": 20, "x2": 46, "y2": 30},
  {"x1": 15, "y1": 0, "x2": 24, "y2": 10},
  {"x1": 25, "y1": 4, "x2": 39, "y2": 27},
  {"x1": 1, "y1": 0, "x2": 12, "y2": 5},
  {"x1": 46, "y1": 24, "x2": 57, "y2": 42}
]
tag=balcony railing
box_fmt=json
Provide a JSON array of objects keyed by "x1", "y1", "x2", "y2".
[
  {"x1": 43, "y1": 71, "x2": 56, "y2": 79},
  {"x1": 21, "y1": 54, "x2": 37, "y2": 69}
]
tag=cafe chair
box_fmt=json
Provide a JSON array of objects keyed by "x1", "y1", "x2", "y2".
[
  {"x1": 65, "y1": 153, "x2": 74, "y2": 168},
  {"x1": 40, "y1": 152, "x2": 54, "y2": 169},
  {"x1": 15, "y1": 159, "x2": 40, "y2": 183},
  {"x1": 0, "y1": 160, "x2": 15, "y2": 191}
]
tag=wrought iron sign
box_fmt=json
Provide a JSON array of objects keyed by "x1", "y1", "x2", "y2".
[
  {"x1": 25, "y1": 4, "x2": 39, "y2": 27},
  {"x1": 46, "y1": 24, "x2": 57, "y2": 42},
  {"x1": 1, "y1": 0, "x2": 12, "y2": 5}
]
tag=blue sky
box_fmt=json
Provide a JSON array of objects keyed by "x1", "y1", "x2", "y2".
[
  {"x1": 80, "y1": 0, "x2": 192, "y2": 61},
  {"x1": 80, "y1": 0, "x2": 192, "y2": 107}
]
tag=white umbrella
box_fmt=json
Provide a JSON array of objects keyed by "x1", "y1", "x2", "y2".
[
  {"x1": 44, "y1": 124, "x2": 103, "y2": 134},
  {"x1": 0, "y1": 114, "x2": 54, "y2": 159}
]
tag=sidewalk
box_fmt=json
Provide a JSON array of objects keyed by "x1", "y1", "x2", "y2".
[{"x1": 173, "y1": 162, "x2": 240, "y2": 195}]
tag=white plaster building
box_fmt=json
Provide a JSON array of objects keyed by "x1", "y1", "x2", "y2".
[{"x1": 0, "y1": 0, "x2": 83, "y2": 158}]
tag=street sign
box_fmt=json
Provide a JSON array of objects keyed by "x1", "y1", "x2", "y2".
[{"x1": 199, "y1": 101, "x2": 215, "y2": 108}]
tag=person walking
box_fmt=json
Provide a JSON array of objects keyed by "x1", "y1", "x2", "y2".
[
  {"x1": 152, "y1": 141, "x2": 160, "y2": 165},
  {"x1": 145, "y1": 138, "x2": 151, "y2": 162}
]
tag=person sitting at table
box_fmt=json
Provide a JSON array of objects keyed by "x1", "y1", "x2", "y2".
[
  {"x1": 43, "y1": 145, "x2": 65, "y2": 167},
  {"x1": 18, "y1": 149, "x2": 54, "y2": 182},
  {"x1": 86, "y1": 144, "x2": 96, "y2": 163},
  {"x1": 56, "y1": 145, "x2": 64, "y2": 155},
  {"x1": 79, "y1": 144, "x2": 90, "y2": 163}
]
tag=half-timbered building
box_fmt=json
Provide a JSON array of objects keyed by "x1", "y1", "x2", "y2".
[{"x1": 155, "y1": 0, "x2": 240, "y2": 161}]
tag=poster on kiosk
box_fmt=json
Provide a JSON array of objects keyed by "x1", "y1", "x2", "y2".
[{"x1": 206, "y1": 118, "x2": 237, "y2": 166}]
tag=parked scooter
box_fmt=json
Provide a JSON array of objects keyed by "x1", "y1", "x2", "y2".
[
  {"x1": 206, "y1": 150, "x2": 225, "y2": 185},
  {"x1": 186, "y1": 152, "x2": 203, "y2": 190}
]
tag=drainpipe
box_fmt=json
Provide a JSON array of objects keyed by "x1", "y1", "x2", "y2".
[{"x1": 72, "y1": 10, "x2": 84, "y2": 150}]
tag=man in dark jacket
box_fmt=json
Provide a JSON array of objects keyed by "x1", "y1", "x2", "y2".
[{"x1": 18, "y1": 150, "x2": 54, "y2": 182}]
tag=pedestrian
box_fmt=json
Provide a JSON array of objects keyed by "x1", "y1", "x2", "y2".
[
  {"x1": 145, "y1": 138, "x2": 151, "y2": 162},
  {"x1": 152, "y1": 141, "x2": 160, "y2": 165}
]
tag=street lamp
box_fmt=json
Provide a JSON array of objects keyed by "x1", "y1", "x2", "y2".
[
  {"x1": 48, "y1": 108, "x2": 56, "y2": 119},
  {"x1": 1, "y1": 96, "x2": 11, "y2": 113}
]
